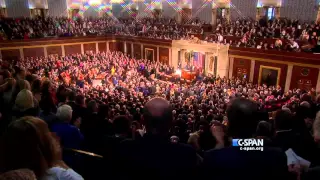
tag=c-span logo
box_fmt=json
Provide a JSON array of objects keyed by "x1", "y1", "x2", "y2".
[{"x1": 232, "y1": 139, "x2": 264, "y2": 151}]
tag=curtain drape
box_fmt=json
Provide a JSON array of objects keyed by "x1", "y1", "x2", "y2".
[
  {"x1": 5, "y1": 0, "x2": 30, "y2": 17},
  {"x1": 162, "y1": 0, "x2": 178, "y2": 18},
  {"x1": 230, "y1": 0, "x2": 258, "y2": 20},
  {"x1": 192, "y1": 0, "x2": 211, "y2": 23},
  {"x1": 280, "y1": 0, "x2": 318, "y2": 22},
  {"x1": 48, "y1": 0, "x2": 67, "y2": 17}
]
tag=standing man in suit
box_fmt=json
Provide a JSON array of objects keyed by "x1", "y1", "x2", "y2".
[
  {"x1": 202, "y1": 98, "x2": 289, "y2": 180},
  {"x1": 113, "y1": 97, "x2": 199, "y2": 180}
]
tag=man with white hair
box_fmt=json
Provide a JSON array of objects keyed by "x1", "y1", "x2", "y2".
[{"x1": 51, "y1": 104, "x2": 84, "y2": 149}]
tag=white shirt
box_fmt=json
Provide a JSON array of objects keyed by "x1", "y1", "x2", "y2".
[{"x1": 41, "y1": 167, "x2": 83, "y2": 180}]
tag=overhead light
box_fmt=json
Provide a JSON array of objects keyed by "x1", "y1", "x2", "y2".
[{"x1": 88, "y1": 0, "x2": 102, "y2": 6}]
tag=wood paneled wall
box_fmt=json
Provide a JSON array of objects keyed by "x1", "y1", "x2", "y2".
[
  {"x1": 109, "y1": 42, "x2": 116, "y2": 52},
  {"x1": 291, "y1": 66, "x2": 319, "y2": 90},
  {"x1": 23, "y1": 47, "x2": 45, "y2": 58},
  {"x1": 126, "y1": 42, "x2": 132, "y2": 56},
  {"x1": 64, "y1": 44, "x2": 81, "y2": 55},
  {"x1": 98, "y1": 42, "x2": 107, "y2": 52},
  {"x1": 47, "y1": 46, "x2": 62, "y2": 56},
  {"x1": 116, "y1": 42, "x2": 124, "y2": 53},
  {"x1": 83, "y1": 43, "x2": 96, "y2": 53},
  {"x1": 1, "y1": 49, "x2": 20, "y2": 61},
  {"x1": 253, "y1": 61, "x2": 288, "y2": 88},
  {"x1": 133, "y1": 44, "x2": 142, "y2": 59},
  {"x1": 233, "y1": 58, "x2": 251, "y2": 79},
  {"x1": 159, "y1": 47, "x2": 169, "y2": 65}
]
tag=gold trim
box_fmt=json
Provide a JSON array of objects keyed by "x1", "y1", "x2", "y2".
[
  {"x1": 229, "y1": 55, "x2": 320, "y2": 68},
  {"x1": 258, "y1": 65, "x2": 281, "y2": 86},
  {"x1": 145, "y1": 48, "x2": 155, "y2": 61},
  {"x1": 0, "y1": 41, "x2": 171, "y2": 50}
]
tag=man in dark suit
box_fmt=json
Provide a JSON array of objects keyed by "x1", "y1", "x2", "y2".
[
  {"x1": 113, "y1": 97, "x2": 198, "y2": 180},
  {"x1": 202, "y1": 98, "x2": 289, "y2": 180}
]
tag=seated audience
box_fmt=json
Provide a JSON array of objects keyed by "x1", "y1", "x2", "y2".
[{"x1": 0, "y1": 45, "x2": 319, "y2": 180}]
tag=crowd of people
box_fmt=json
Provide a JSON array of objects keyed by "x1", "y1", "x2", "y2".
[
  {"x1": 0, "y1": 50, "x2": 320, "y2": 179},
  {"x1": 207, "y1": 18, "x2": 320, "y2": 52},
  {"x1": 0, "y1": 16, "x2": 203, "y2": 41},
  {"x1": 1, "y1": 15, "x2": 320, "y2": 53},
  {"x1": 1, "y1": 16, "x2": 320, "y2": 52}
]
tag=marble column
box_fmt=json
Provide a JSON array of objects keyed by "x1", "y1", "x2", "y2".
[
  {"x1": 171, "y1": 47, "x2": 179, "y2": 69},
  {"x1": 130, "y1": 43, "x2": 134, "y2": 57},
  {"x1": 228, "y1": 57, "x2": 234, "y2": 78},
  {"x1": 96, "y1": 42, "x2": 99, "y2": 53},
  {"x1": 204, "y1": 52, "x2": 211, "y2": 75},
  {"x1": 249, "y1": 60, "x2": 255, "y2": 82},
  {"x1": 62, "y1": 45, "x2": 65, "y2": 56},
  {"x1": 216, "y1": 49, "x2": 229, "y2": 78},
  {"x1": 141, "y1": 44, "x2": 143, "y2": 59},
  {"x1": 316, "y1": 68, "x2": 320, "y2": 93},
  {"x1": 124, "y1": 42, "x2": 127, "y2": 54},
  {"x1": 106, "y1": 42, "x2": 109, "y2": 52},
  {"x1": 157, "y1": 46, "x2": 160, "y2": 63},
  {"x1": 19, "y1": 49, "x2": 24, "y2": 60},
  {"x1": 44, "y1": 47, "x2": 48, "y2": 57},
  {"x1": 284, "y1": 64, "x2": 293, "y2": 92},
  {"x1": 169, "y1": 48, "x2": 172, "y2": 67},
  {"x1": 81, "y1": 43, "x2": 84, "y2": 54},
  {"x1": 180, "y1": 49, "x2": 186, "y2": 69}
]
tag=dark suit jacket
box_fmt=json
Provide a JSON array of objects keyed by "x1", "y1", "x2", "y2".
[
  {"x1": 273, "y1": 130, "x2": 319, "y2": 165},
  {"x1": 202, "y1": 147, "x2": 290, "y2": 180},
  {"x1": 112, "y1": 134, "x2": 198, "y2": 180}
]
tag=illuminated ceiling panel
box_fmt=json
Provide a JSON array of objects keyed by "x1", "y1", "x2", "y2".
[
  {"x1": 258, "y1": 0, "x2": 282, "y2": 7},
  {"x1": 212, "y1": 0, "x2": 230, "y2": 8},
  {"x1": 0, "y1": 0, "x2": 5, "y2": 8},
  {"x1": 68, "y1": 0, "x2": 83, "y2": 9},
  {"x1": 29, "y1": 0, "x2": 48, "y2": 9},
  {"x1": 181, "y1": 0, "x2": 191, "y2": 8},
  {"x1": 110, "y1": 0, "x2": 124, "y2": 3}
]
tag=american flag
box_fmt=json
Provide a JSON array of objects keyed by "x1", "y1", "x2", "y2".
[{"x1": 193, "y1": 52, "x2": 204, "y2": 69}]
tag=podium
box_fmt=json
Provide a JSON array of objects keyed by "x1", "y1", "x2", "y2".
[{"x1": 182, "y1": 69, "x2": 196, "y2": 81}]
